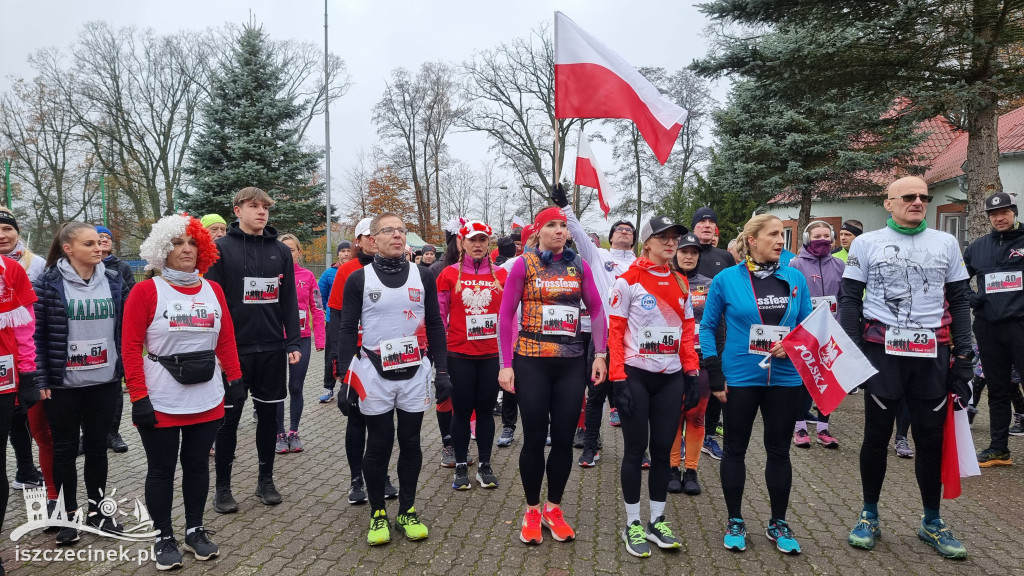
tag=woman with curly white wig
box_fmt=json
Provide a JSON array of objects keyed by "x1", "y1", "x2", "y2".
[{"x1": 122, "y1": 213, "x2": 243, "y2": 570}]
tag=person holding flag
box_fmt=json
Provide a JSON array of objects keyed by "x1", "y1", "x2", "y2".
[
  {"x1": 839, "y1": 176, "x2": 973, "y2": 559},
  {"x1": 700, "y1": 214, "x2": 812, "y2": 555}
]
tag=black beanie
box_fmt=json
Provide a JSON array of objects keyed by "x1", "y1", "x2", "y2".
[
  {"x1": 608, "y1": 220, "x2": 637, "y2": 248},
  {"x1": 0, "y1": 211, "x2": 19, "y2": 233}
]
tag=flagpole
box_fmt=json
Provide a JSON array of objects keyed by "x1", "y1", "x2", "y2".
[
  {"x1": 323, "y1": 0, "x2": 333, "y2": 269},
  {"x1": 101, "y1": 175, "x2": 107, "y2": 227},
  {"x1": 4, "y1": 159, "x2": 10, "y2": 208}
]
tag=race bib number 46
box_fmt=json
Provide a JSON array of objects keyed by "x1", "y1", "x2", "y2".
[
  {"x1": 466, "y1": 314, "x2": 497, "y2": 340},
  {"x1": 380, "y1": 336, "x2": 421, "y2": 371},
  {"x1": 984, "y1": 271, "x2": 1023, "y2": 294},
  {"x1": 884, "y1": 327, "x2": 937, "y2": 358},
  {"x1": 66, "y1": 339, "x2": 109, "y2": 370},
  {"x1": 243, "y1": 277, "x2": 280, "y2": 304},
  {"x1": 638, "y1": 327, "x2": 681, "y2": 357},
  {"x1": 748, "y1": 325, "x2": 790, "y2": 356},
  {"x1": 542, "y1": 305, "x2": 579, "y2": 337}
]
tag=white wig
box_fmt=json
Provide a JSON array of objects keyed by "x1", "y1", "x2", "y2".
[{"x1": 140, "y1": 214, "x2": 191, "y2": 271}]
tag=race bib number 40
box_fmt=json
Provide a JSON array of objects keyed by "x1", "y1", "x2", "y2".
[
  {"x1": 466, "y1": 314, "x2": 497, "y2": 340},
  {"x1": 542, "y1": 305, "x2": 579, "y2": 337},
  {"x1": 0, "y1": 355, "x2": 15, "y2": 392},
  {"x1": 167, "y1": 301, "x2": 216, "y2": 332},
  {"x1": 66, "y1": 339, "x2": 109, "y2": 370},
  {"x1": 638, "y1": 327, "x2": 681, "y2": 357},
  {"x1": 748, "y1": 325, "x2": 790, "y2": 356},
  {"x1": 884, "y1": 327, "x2": 937, "y2": 358},
  {"x1": 243, "y1": 277, "x2": 280, "y2": 304},
  {"x1": 984, "y1": 271, "x2": 1023, "y2": 294},
  {"x1": 380, "y1": 336, "x2": 422, "y2": 371}
]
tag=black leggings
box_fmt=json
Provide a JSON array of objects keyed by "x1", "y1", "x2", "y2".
[
  {"x1": 705, "y1": 394, "x2": 722, "y2": 437},
  {"x1": 861, "y1": 394, "x2": 946, "y2": 510},
  {"x1": 449, "y1": 355, "x2": 500, "y2": 464},
  {"x1": 620, "y1": 367, "x2": 683, "y2": 504},
  {"x1": 721, "y1": 385, "x2": 802, "y2": 520},
  {"x1": 277, "y1": 337, "x2": 312, "y2": 434},
  {"x1": 501, "y1": 390, "x2": 518, "y2": 428},
  {"x1": 215, "y1": 398, "x2": 278, "y2": 479},
  {"x1": 137, "y1": 419, "x2": 221, "y2": 537},
  {"x1": 363, "y1": 409, "x2": 423, "y2": 512},
  {"x1": 45, "y1": 381, "x2": 119, "y2": 514},
  {"x1": 513, "y1": 354, "x2": 586, "y2": 507},
  {"x1": 9, "y1": 408, "x2": 35, "y2": 472},
  {"x1": 346, "y1": 404, "x2": 366, "y2": 480},
  {"x1": 799, "y1": 386, "x2": 829, "y2": 424},
  {"x1": 0, "y1": 394, "x2": 14, "y2": 532}
]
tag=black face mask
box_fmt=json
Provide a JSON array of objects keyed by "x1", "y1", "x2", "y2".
[{"x1": 373, "y1": 253, "x2": 407, "y2": 275}]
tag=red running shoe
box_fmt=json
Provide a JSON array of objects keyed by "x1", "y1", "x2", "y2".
[
  {"x1": 542, "y1": 505, "x2": 576, "y2": 542},
  {"x1": 520, "y1": 509, "x2": 543, "y2": 545}
]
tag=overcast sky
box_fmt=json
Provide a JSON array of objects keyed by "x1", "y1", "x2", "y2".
[{"x1": 1, "y1": 0, "x2": 725, "y2": 226}]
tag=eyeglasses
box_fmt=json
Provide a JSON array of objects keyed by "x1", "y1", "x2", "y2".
[
  {"x1": 889, "y1": 194, "x2": 933, "y2": 204},
  {"x1": 613, "y1": 226, "x2": 634, "y2": 234},
  {"x1": 652, "y1": 233, "x2": 680, "y2": 244},
  {"x1": 375, "y1": 227, "x2": 408, "y2": 236}
]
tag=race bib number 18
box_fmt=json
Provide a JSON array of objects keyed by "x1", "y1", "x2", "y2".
[
  {"x1": 167, "y1": 301, "x2": 216, "y2": 332},
  {"x1": 884, "y1": 327, "x2": 937, "y2": 358}
]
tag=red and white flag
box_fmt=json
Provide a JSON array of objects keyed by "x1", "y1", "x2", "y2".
[
  {"x1": 344, "y1": 355, "x2": 369, "y2": 401},
  {"x1": 554, "y1": 11, "x2": 688, "y2": 164},
  {"x1": 511, "y1": 215, "x2": 525, "y2": 230},
  {"x1": 780, "y1": 305, "x2": 877, "y2": 416},
  {"x1": 575, "y1": 131, "x2": 614, "y2": 219},
  {"x1": 941, "y1": 394, "x2": 981, "y2": 499}
]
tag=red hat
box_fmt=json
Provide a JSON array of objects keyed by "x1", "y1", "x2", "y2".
[
  {"x1": 458, "y1": 220, "x2": 492, "y2": 239},
  {"x1": 520, "y1": 223, "x2": 538, "y2": 242},
  {"x1": 534, "y1": 206, "x2": 566, "y2": 228}
]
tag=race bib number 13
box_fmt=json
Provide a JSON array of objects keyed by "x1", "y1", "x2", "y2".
[{"x1": 542, "y1": 305, "x2": 579, "y2": 337}]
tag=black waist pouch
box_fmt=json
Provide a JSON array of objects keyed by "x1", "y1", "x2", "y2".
[{"x1": 147, "y1": 350, "x2": 217, "y2": 385}]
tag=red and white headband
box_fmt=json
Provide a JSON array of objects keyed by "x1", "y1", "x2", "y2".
[{"x1": 458, "y1": 220, "x2": 493, "y2": 239}]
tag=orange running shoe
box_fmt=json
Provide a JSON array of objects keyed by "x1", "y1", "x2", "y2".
[
  {"x1": 520, "y1": 508, "x2": 543, "y2": 545},
  {"x1": 541, "y1": 505, "x2": 575, "y2": 541}
]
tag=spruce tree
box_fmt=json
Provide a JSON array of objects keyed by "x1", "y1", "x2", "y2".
[{"x1": 183, "y1": 24, "x2": 324, "y2": 241}]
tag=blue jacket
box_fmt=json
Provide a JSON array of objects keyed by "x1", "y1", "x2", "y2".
[
  {"x1": 318, "y1": 265, "x2": 338, "y2": 323},
  {"x1": 699, "y1": 263, "x2": 812, "y2": 387}
]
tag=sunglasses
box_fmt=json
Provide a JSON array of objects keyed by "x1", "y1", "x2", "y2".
[{"x1": 889, "y1": 194, "x2": 933, "y2": 204}]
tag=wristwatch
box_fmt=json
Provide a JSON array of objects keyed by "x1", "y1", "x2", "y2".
[
  {"x1": 593, "y1": 352, "x2": 608, "y2": 359},
  {"x1": 956, "y1": 349, "x2": 976, "y2": 362}
]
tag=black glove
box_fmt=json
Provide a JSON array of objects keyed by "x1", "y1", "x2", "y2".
[
  {"x1": 337, "y1": 382, "x2": 358, "y2": 416},
  {"x1": 132, "y1": 396, "x2": 158, "y2": 428},
  {"x1": 947, "y1": 355, "x2": 974, "y2": 411},
  {"x1": 435, "y1": 372, "x2": 452, "y2": 403},
  {"x1": 497, "y1": 236, "x2": 517, "y2": 258},
  {"x1": 224, "y1": 378, "x2": 246, "y2": 408},
  {"x1": 704, "y1": 356, "x2": 725, "y2": 393},
  {"x1": 612, "y1": 380, "x2": 633, "y2": 418},
  {"x1": 551, "y1": 183, "x2": 569, "y2": 209},
  {"x1": 683, "y1": 373, "x2": 700, "y2": 411},
  {"x1": 17, "y1": 372, "x2": 38, "y2": 412}
]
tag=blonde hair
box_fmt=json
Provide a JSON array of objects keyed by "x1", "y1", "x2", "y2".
[
  {"x1": 279, "y1": 233, "x2": 302, "y2": 263},
  {"x1": 735, "y1": 214, "x2": 782, "y2": 261},
  {"x1": 640, "y1": 238, "x2": 688, "y2": 297}
]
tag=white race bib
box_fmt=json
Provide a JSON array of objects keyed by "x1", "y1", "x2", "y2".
[
  {"x1": 66, "y1": 339, "x2": 110, "y2": 370},
  {"x1": 466, "y1": 313, "x2": 497, "y2": 341},
  {"x1": 0, "y1": 355, "x2": 15, "y2": 392},
  {"x1": 299, "y1": 309, "x2": 308, "y2": 331},
  {"x1": 638, "y1": 327, "x2": 681, "y2": 357},
  {"x1": 380, "y1": 336, "x2": 421, "y2": 371},
  {"x1": 748, "y1": 325, "x2": 790, "y2": 356},
  {"x1": 243, "y1": 277, "x2": 280, "y2": 304},
  {"x1": 811, "y1": 295, "x2": 838, "y2": 314},
  {"x1": 541, "y1": 305, "x2": 579, "y2": 337},
  {"x1": 984, "y1": 271, "x2": 1023, "y2": 294},
  {"x1": 167, "y1": 300, "x2": 216, "y2": 332},
  {"x1": 884, "y1": 327, "x2": 937, "y2": 358}
]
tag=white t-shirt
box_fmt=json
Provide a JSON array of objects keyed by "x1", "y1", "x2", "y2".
[{"x1": 842, "y1": 226, "x2": 968, "y2": 329}]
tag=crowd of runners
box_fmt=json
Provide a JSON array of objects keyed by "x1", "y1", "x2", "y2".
[{"x1": 0, "y1": 174, "x2": 1019, "y2": 570}]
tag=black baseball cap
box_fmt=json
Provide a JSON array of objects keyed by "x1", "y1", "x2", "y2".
[
  {"x1": 984, "y1": 191, "x2": 1018, "y2": 215},
  {"x1": 639, "y1": 215, "x2": 688, "y2": 244},
  {"x1": 677, "y1": 233, "x2": 701, "y2": 250}
]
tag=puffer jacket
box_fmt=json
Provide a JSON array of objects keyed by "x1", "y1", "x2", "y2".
[{"x1": 32, "y1": 263, "x2": 126, "y2": 389}]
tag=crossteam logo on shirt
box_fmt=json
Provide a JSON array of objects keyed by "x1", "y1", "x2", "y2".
[
  {"x1": 534, "y1": 278, "x2": 581, "y2": 290},
  {"x1": 756, "y1": 295, "x2": 789, "y2": 309}
]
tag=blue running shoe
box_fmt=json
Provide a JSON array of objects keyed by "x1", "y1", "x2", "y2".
[
  {"x1": 724, "y1": 518, "x2": 746, "y2": 552},
  {"x1": 848, "y1": 512, "x2": 881, "y2": 550},
  {"x1": 609, "y1": 408, "x2": 621, "y2": 427},
  {"x1": 766, "y1": 519, "x2": 801, "y2": 555},
  {"x1": 318, "y1": 388, "x2": 334, "y2": 403},
  {"x1": 918, "y1": 518, "x2": 967, "y2": 559},
  {"x1": 702, "y1": 436, "x2": 723, "y2": 460}
]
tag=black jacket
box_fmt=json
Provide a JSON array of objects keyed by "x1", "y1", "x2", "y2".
[
  {"x1": 964, "y1": 223, "x2": 1024, "y2": 322},
  {"x1": 103, "y1": 254, "x2": 136, "y2": 294},
  {"x1": 32, "y1": 264, "x2": 126, "y2": 390},
  {"x1": 697, "y1": 244, "x2": 735, "y2": 279},
  {"x1": 204, "y1": 222, "x2": 301, "y2": 355}
]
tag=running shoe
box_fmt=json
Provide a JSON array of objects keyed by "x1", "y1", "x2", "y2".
[
  {"x1": 682, "y1": 468, "x2": 702, "y2": 495},
  {"x1": 213, "y1": 484, "x2": 238, "y2": 513},
  {"x1": 476, "y1": 463, "x2": 498, "y2": 488},
  {"x1": 275, "y1": 433, "x2": 289, "y2": 454},
  {"x1": 894, "y1": 435, "x2": 914, "y2": 458},
  {"x1": 723, "y1": 518, "x2": 746, "y2": 552},
  {"x1": 977, "y1": 447, "x2": 1012, "y2": 467},
  {"x1": 367, "y1": 509, "x2": 391, "y2": 546},
  {"x1": 520, "y1": 509, "x2": 543, "y2": 545},
  {"x1": 848, "y1": 511, "x2": 881, "y2": 550},
  {"x1": 816, "y1": 429, "x2": 839, "y2": 449},
  {"x1": 715, "y1": 424, "x2": 724, "y2": 437},
  {"x1": 667, "y1": 467, "x2": 683, "y2": 493},
  {"x1": 183, "y1": 527, "x2": 220, "y2": 560},
  {"x1": 318, "y1": 388, "x2": 334, "y2": 403},
  {"x1": 793, "y1": 429, "x2": 811, "y2": 448},
  {"x1": 641, "y1": 451, "x2": 651, "y2": 469},
  {"x1": 56, "y1": 526, "x2": 80, "y2": 545},
  {"x1": 288, "y1": 431, "x2": 304, "y2": 452},
  {"x1": 453, "y1": 463, "x2": 471, "y2": 490},
  {"x1": 395, "y1": 506, "x2": 429, "y2": 540},
  {"x1": 348, "y1": 477, "x2": 368, "y2": 505},
  {"x1": 579, "y1": 446, "x2": 600, "y2": 468},
  {"x1": 1009, "y1": 414, "x2": 1024, "y2": 436},
  {"x1": 541, "y1": 505, "x2": 575, "y2": 541},
  {"x1": 86, "y1": 512, "x2": 124, "y2": 534},
  {"x1": 440, "y1": 444, "x2": 456, "y2": 468},
  {"x1": 492, "y1": 400, "x2": 502, "y2": 416},
  {"x1": 546, "y1": 435, "x2": 551, "y2": 446},
  {"x1": 12, "y1": 467, "x2": 43, "y2": 490},
  {"x1": 255, "y1": 475, "x2": 282, "y2": 505},
  {"x1": 647, "y1": 516, "x2": 682, "y2": 549},
  {"x1": 918, "y1": 518, "x2": 967, "y2": 559},
  {"x1": 251, "y1": 408, "x2": 258, "y2": 423},
  {"x1": 849, "y1": 386, "x2": 860, "y2": 395},
  {"x1": 384, "y1": 475, "x2": 398, "y2": 499},
  {"x1": 44, "y1": 500, "x2": 59, "y2": 533},
  {"x1": 154, "y1": 537, "x2": 183, "y2": 570},
  {"x1": 702, "y1": 436, "x2": 723, "y2": 460},
  {"x1": 497, "y1": 426, "x2": 515, "y2": 447},
  {"x1": 622, "y1": 520, "x2": 651, "y2": 557},
  {"x1": 107, "y1": 433, "x2": 129, "y2": 453},
  {"x1": 573, "y1": 427, "x2": 586, "y2": 449},
  {"x1": 609, "y1": 408, "x2": 621, "y2": 427},
  {"x1": 765, "y1": 518, "x2": 801, "y2": 555}
]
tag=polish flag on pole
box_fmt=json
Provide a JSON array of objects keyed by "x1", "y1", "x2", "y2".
[
  {"x1": 940, "y1": 393, "x2": 981, "y2": 499},
  {"x1": 575, "y1": 131, "x2": 614, "y2": 219},
  {"x1": 511, "y1": 215, "x2": 525, "y2": 230},
  {"x1": 554, "y1": 12, "x2": 688, "y2": 165},
  {"x1": 343, "y1": 355, "x2": 369, "y2": 401},
  {"x1": 779, "y1": 305, "x2": 877, "y2": 416}
]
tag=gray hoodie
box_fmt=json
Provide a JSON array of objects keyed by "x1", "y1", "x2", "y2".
[{"x1": 59, "y1": 259, "x2": 118, "y2": 387}]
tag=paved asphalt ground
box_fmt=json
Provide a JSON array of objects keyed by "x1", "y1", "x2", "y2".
[{"x1": 2, "y1": 352, "x2": 1024, "y2": 574}]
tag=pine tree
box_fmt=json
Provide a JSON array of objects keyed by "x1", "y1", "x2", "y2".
[{"x1": 182, "y1": 23, "x2": 325, "y2": 242}]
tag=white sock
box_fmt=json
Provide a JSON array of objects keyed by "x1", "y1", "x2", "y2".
[
  {"x1": 624, "y1": 501, "x2": 641, "y2": 525},
  {"x1": 186, "y1": 526, "x2": 201, "y2": 536},
  {"x1": 650, "y1": 500, "x2": 666, "y2": 524}
]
